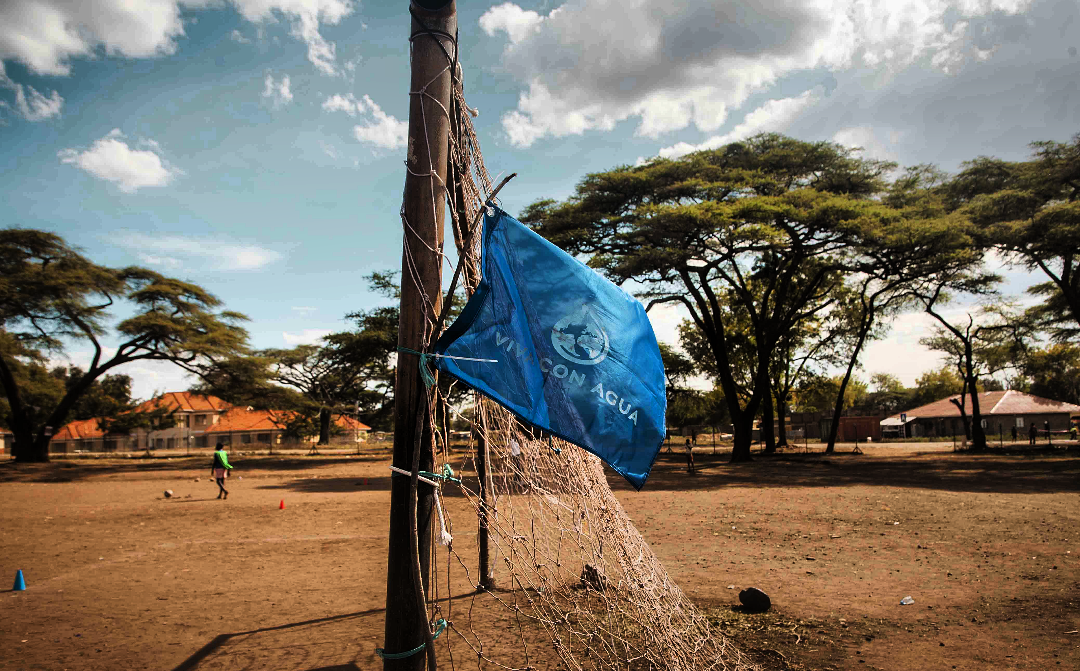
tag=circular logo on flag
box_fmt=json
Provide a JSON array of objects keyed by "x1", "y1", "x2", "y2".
[{"x1": 551, "y1": 304, "x2": 610, "y2": 365}]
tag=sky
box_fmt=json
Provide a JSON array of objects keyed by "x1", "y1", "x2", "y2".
[{"x1": 1, "y1": 0, "x2": 1078, "y2": 402}]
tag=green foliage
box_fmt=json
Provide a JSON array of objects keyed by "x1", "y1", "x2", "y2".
[
  {"x1": 947, "y1": 134, "x2": 1080, "y2": 337},
  {"x1": 0, "y1": 335, "x2": 63, "y2": 432},
  {"x1": 188, "y1": 353, "x2": 301, "y2": 410},
  {"x1": 524, "y1": 132, "x2": 986, "y2": 460},
  {"x1": 848, "y1": 373, "x2": 915, "y2": 416},
  {"x1": 98, "y1": 397, "x2": 176, "y2": 437},
  {"x1": 656, "y1": 343, "x2": 731, "y2": 428},
  {"x1": 794, "y1": 375, "x2": 868, "y2": 414},
  {"x1": 910, "y1": 366, "x2": 964, "y2": 407},
  {"x1": 658, "y1": 343, "x2": 696, "y2": 389},
  {"x1": 1019, "y1": 343, "x2": 1080, "y2": 405},
  {"x1": 48, "y1": 366, "x2": 132, "y2": 422}
]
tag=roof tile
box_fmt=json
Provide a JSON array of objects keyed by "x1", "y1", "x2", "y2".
[
  {"x1": 891, "y1": 390, "x2": 1080, "y2": 420},
  {"x1": 52, "y1": 418, "x2": 105, "y2": 441},
  {"x1": 136, "y1": 392, "x2": 231, "y2": 413}
]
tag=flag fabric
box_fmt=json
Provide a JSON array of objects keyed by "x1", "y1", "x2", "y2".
[{"x1": 433, "y1": 206, "x2": 666, "y2": 489}]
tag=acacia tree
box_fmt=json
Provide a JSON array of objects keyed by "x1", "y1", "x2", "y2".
[
  {"x1": 261, "y1": 309, "x2": 397, "y2": 445},
  {"x1": 946, "y1": 135, "x2": 1080, "y2": 338},
  {"x1": 916, "y1": 295, "x2": 1024, "y2": 450},
  {"x1": 770, "y1": 302, "x2": 848, "y2": 450},
  {"x1": 0, "y1": 229, "x2": 248, "y2": 462},
  {"x1": 681, "y1": 282, "x2": 841, "y2": 453},
  {"x1": 524, "y1": 134, "x2": 896, "y2": 461},
  {"x1": 910, "y1": 366, "x2": 965, "y2": 408},
  {"x1": 1021, "y1": 344, "x2": 1080, "y2": 405},
  {"x1": 820, "y1": 165, "x2": 988, "y2": 452},
  {"x1": 849, "y1": 373, "x2": 913, "y2": 417}
]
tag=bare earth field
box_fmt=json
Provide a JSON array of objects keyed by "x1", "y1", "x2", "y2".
[{"x1": 2, "y1": 443, "x2": 1079, "y2": 671}]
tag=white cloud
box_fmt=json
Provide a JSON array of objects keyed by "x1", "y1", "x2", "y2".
[
  {"x1": 0, "y1": 1, "x2": 354, "y2": 78},
  {"x1": 119, "y1": 232, "x2": 283, "y2": 271},
  {"x1": 58, "y1": 129, "x2": 181, "y2": 193},
  {"x1": 122, "y1": 360, "x2": 197, "y2": 402},
  {"x1": 0, "y1": 0, "x2": 188, "y2": 76},
  {"x1": 291, "y1": 306, "x2": 317, "y2": 314},
  {"x1": 479, "y1": 2, "x2": 544, "y2": 44},
  {"x1": 230, "y1": 29, "x2": 252, "y2": 44},
  {"x1": 54, "y1": 349, "x2": 194, "y2": 401},
  {"x1": 262, "y1": 73, "x2": 293, "y2": 107},
  {"x1": 323, "y1": 92, "x2": 407, "y2": 150},
  {"x1": 0, "y1": 60, "x2": 63, "y2": 121},
  {"x1": 322, "y1": 92, "x2": 360, "y2": 116},
  {"x1": 283, "y1": 328, "x2": 332, "y2": 345},
  {"x1": 352, "y1": 100, "x2": 407, "y2": 150},
  {"x1": 657, "y1": 89, "x2": 821, "y2": 159},
  {"x1": 482, "y1": 0, "x2": 1038, "y2": 148},
  {"x1": 831, "y1": 125, "x2": 903, "y2": 162},
  {"x1": 230, "y1": 0, "x2": 355, "y2": 76}
]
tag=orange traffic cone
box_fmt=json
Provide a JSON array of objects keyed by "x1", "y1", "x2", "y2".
[{"x1": 279, "y1": 499, "x2": 285, "y2": 510}]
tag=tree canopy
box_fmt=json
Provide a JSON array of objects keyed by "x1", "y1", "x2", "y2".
[
  {"x1": 0, "y1": 228, "x2": 248, "y2": 461},
  {"x1": 523, "y1": 133, "x2": 982, "y2": 460},
  {"x1": 947, "y1": 135, "x2": 1080, "y2": 339}
]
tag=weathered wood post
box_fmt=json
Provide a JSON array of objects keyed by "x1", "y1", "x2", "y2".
[{"x1": 383, "y1": 1, "x2": 456, "y2": 669}]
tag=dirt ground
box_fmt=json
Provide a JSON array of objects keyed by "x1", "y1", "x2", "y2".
[{"x1": 1, "y1": 443, "x2": 1078, "y2": 671}]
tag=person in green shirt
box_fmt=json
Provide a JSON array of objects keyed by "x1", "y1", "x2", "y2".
[{"x1": 211, "y1": 442, "x2": 234, "y2": 499}]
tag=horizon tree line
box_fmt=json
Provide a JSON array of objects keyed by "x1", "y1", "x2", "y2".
[{"x1": 3, "y1": 132, "x2": 1077, "y2": 461}]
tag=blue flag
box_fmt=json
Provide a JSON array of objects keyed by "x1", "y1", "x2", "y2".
[{"x1": 433, "y1": 206, "x2": 666, "y2": 489}]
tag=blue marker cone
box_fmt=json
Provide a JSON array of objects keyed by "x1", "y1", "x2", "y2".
[{"x1": 13, "y1": 570, "x2": 26, "y2": 591}]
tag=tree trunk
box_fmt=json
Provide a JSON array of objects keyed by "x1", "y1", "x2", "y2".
[
  {"x1": 318, "y1": 408, "x2": 332, "y2": 445},
  {"x1": 951, "y1": 379, "x2": 971, "y2": 443},
  {"x1": 776, "y1": 393, "x2": 789, "y2": 448},
  {"x1": 730, "y1": 411, "x2": 755, "y2": 462},
  {"x1": 967, "y1": 374, "x2": 988, "y2": 451},
  {"x1": 761, "y1": 375, "x2": 776, "y2": 455},
  {"x1": 11, "y1": 427, "x2": 46, "y2": 463},
  {"x1": 827, "y1": 319, "x2": 872, "y2": 454}
]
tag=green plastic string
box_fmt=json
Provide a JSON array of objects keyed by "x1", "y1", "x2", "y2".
[
  {"x1": 549, "y1": 435, "x2": 562, "y2": 455},
  {"x1": 375, "y1": 618, "x2": 448, "y2": 660},
  {"x1": 391, "y1": 464, "x2": 462, "y2": 485},
  {"x1": 397, "y1": 346, "x2": 436, "y2": 389}
]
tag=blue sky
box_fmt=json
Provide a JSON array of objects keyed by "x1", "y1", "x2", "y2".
[{"x1": 1, "y1": 0, "x2": 1078, "y2": 400}]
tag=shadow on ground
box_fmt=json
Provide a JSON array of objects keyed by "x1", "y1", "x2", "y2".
[
  {"x1": 171, "y1": 590, "x2": 486, "y2": 671},
  {"x1": 171, "y1": 606, "x2": 385, "y2": 671},
  {"x1": 7, "y1": 445, "x2": 1079, "y2": 497},
  {"x1": 0, "y1": 454, "x2": 390, "y2": 483},
  {"x1": 607, "y1": 448, "x2": 1080, "y2": 495}
]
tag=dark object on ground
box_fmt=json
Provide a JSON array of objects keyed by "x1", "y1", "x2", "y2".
[
  {"x1": 739, "y1": 587, "x2": 771, "y2": 612},
  {"x1": 579, "y1": 564, "x2": 608, "y2": 592}
]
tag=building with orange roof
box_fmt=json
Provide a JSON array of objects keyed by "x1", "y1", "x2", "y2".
[
  {"x1": 199, "y1": 407, "x2": 371, "y2": 448},
  {"x1": 45, "y1": 391, "x2": 371, "y2": 453},
  {"x1": 135, "y1": 392, "x2": 233, "y2": 452},
  {"x1": 882, "y1": 390, "x2": 1080, "y2": 438},
  {"x1": 48, "y1": 417, "x2": 141, "y2": 453}
]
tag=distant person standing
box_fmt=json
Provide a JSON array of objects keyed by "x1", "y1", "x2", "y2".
[
  {"x1": 1011, "y1": 425, "x2": 1018, "y2": 442},
  {"x1": 684, "y1": 438, "x2": 696, "y2": 475},
  {"x1": 212, "y1": 442, "x2": 233, "y2": 499},
  {"x1": 1029, "y1": 423, "x2": 1038, "y2": 446}
]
